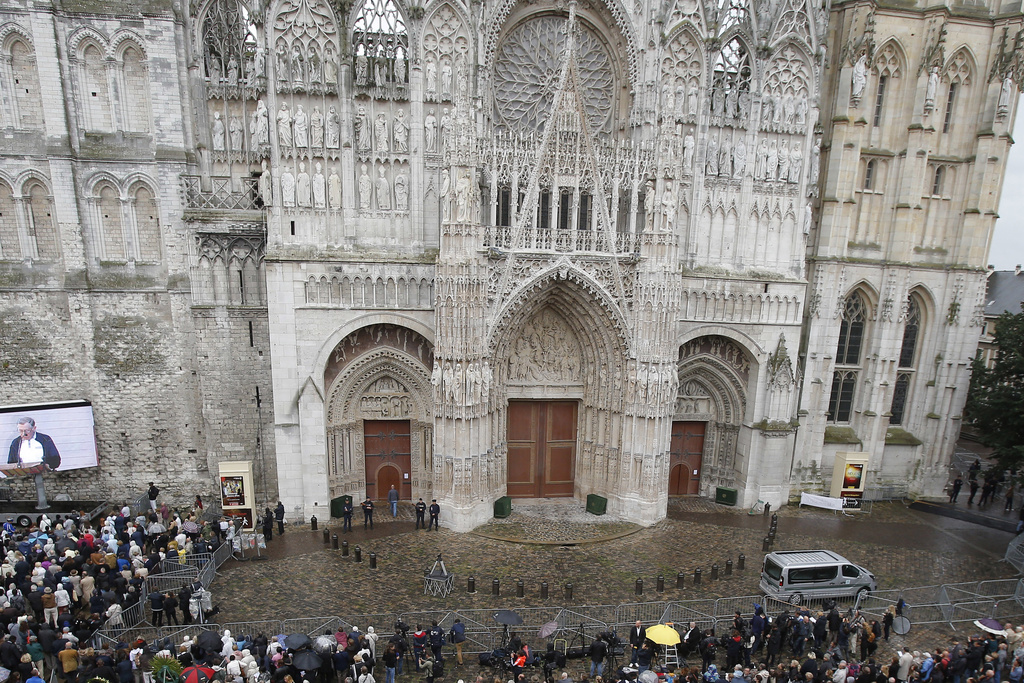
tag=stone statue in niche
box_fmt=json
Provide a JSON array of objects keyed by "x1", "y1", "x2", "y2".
[
  {"x1": 277, "y1": 103, "x2": 292, "y2": 148},
  {"x1": 251, "y1": 99, "x2": 269, "y2": 146},
  {"x1": 455, "y1": 51, "x2": 468, "y2": 98},
  {"x1": 328, "y1": 167, "x2": 342, "y2": 209},
  {"x1": 293, "y1": 105, "x2": 309, "y2": 149},
  {"x1": 687, "y1": 82, "x2": 699, "y2": 117},
  {"x1": 789, "y1": 142, "x2": 802, "y2": 183},
  {"x1": 455, "y1": 171, "x2": 471, "y2": 222},
  {"x1": 309, "y1": 48, "x2": 322, "y2": 85},
  {"x1": 683, "y1": 130, "x2": 694, "y2": 172},
  {"x1": 706, "y1": 135, "x2": 718, "y2": 176},
  {"x1": 999, "y1": 75, "x2": 1013, "y2": 117},
  {"x1": 313, "y1": 162, "x2": 326, "y2": 208},
  {"x1": 734, "y1": 138, "x2": 746, "y2": 178},
  {"x1": 374, "y1": 113, "x2": 389, "y2": 152},
  {"x1": 226, "y1": 56, "x2": 238, "y2": 86},
  {"x1": 324, "y1": 47, "x2": 337, "y2": 85},
  {"x1": 259, "y1": 160, "x2": 272, "y2": 206},
  {"x1": 326, "y1": 106, "x2": 340, "y2": 149},
  {"x1": 310, "y1": 107, "x2": 324, "y2": 148},
  {"x1": 725, "y1": 84, "x2": 738, "y2": 118},
  {"x1": 441, "y1": 57, "x2": 453, "y2": 97},
  {"x1": 440, "y1": 109, "x2": 452, "y2": 152},
  {"x1": 712, "y1": 84, "x2": 725, "y2": 116},
  {"x1": 254, "y1": 48, "x2": 265, "y2": 79},
  {"x1": 851, "y1": 53, "x2": 868, "y2": 102},
  {"x1": 795, "y1": 95, "x2": 807, "y2": 127},
  {"x1": 394, "y1": 109, "x2": 409, "y2": 153},
  {"x1": 424, "y1": 109, "x2": 437, "y2": 153},
  {"x1": 394, "y1": 172, "x2": 408, "y2": 211},
  {"x1": 675, "y1": 85, "x2": 686, "y2": 119},
  {"x1": 782, "y1": 94, "x2": 795, "y2": 128},
  {"x1": 766, "y1": 140, "x2": 778, "y2": 180},
  {"x1": 355, "y1": 53, "x2": 368, "y2": 86},
  {"x1": 355, "y1": 105, "x2": 371, "y2": 151},
  {"x1": 661, "y1": 180, "x2": 676, "y2": 232},
  {"x1": 281, "y1": 167, "x2": 296, "y2": 207},
  {"x1": 374, "y1": 58, "x2": 387, "y2": 86},
  {"x1": 229, "y1": 115, "x2": 243, "y2": 151},
  {"x1": 662, "y1": 85, "x2": 674, "y2": 117},
  {"x1": 761, "y1": 94, "x2": 774, "y2": 128},
  {"x1": 358, "y1": 164, "x2": 371, "y2": 209},
  {"x1": 208, "y1": 52, "x2": 222, "y2": 83},
  {"x1": 276, "y1": 44, "x2": 288, "y2": 83},
  {"x1": 376, "y1": 166, "x2": 391, "y2": 210},
  {"x1": 924, "y1": 66, "x2": 939, "y2": 112},
  {"x1": 394, "y1": 58, "x2": 406, "y2": 85},
  {"x1": 804, "y1": 203, "x2": 813, "y2": 234},
  {"x1": 644, "y1": 179, "x2": 655, "y2": 231},
  {"x1": 778, "y1": 140, "x2": 790, "y2": 181},
  {"x1": 296, "y1": 162, "x2": 311, "y2": 207},
  {"x1": 756, "y1": 139, "x2": 768, "y2": 180},
  {"x1": 212, "y1": 112, "x2": 226, "y2": 151},
  {"x1": 246, "y1": 54, "x2": 256, "y2": 84},
  {"x1": 440, "y1": 169, "x2": 451, "y2": 221},
  {"x1": 773, "y1": 94, "x2": 783, "y2": 126},
  {"x1": 719, "y1": 140, "x2": 731, "y2": 177},
  {"x1": 425, "y1": 57, "x2": 437, "y2": 98},
  {"x1": 291, "y1": 44, "x2": 305, "y2": 85},
  {"x1": 739, "y1": 91, "x2": 751, "y2": 121},
  {"x1": 810, "y1": 139, "x2": 820, "y2": 185}
]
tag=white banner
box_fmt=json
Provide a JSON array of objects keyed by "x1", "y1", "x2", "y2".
[{"x1": 800, "y1": 492, "x2": 844, "y2": 510}]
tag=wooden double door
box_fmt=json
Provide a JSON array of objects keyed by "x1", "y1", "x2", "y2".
[
  {"x1": 364, "y1": 420, "x2": 412, "y2": 500},
  {"x1": 669, "y1": 420, "x2": 705, "y2": 495},
  {"x1": 506, "y1": 401, "x2": 578, "y2": 497}
]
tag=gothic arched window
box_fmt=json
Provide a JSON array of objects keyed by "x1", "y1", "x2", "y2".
[
  {"x1": 120, "y1": 46, "x2": 151, "y2": 132},
  {"x1": 828, "y1": 291, "x2": 869, "y2": 423},
  {"x1": 25, "y1": 182, "x2": 58, "y2": 260},
  {"x1": 0, "y1": 183, "x2": 19, "y2": 259},
  {"x1": 6, "y1": 38, "x2": 43, "y2": 130},
  {"x1": 132, "y1": 185, "x2": 161, "y2": 263},
  {"x1": 712, "y1": 38, "x2": 751, "y2": 121},
  {"x1": 890, "y1": 295, "x2": 922, "y2": 425},
  {"x1": 863, "y1": 160, "x2": 876, "y2": 190},
  {"x1": 81, "y1": 43, "x2": 113, "y2": 131},
  {"x1": 352, "y1": 0, "x2": 407, "y2": 82},
  {"x1": 97, "y1": 183, "x2": 126, "y2": 260}
]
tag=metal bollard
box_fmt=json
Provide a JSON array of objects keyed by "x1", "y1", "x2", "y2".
[
  {"x1": 517, "y1": 580, "x2": 525, "y2": 598},
  {"x1": 771, "y1": 512, "x2": 779, "y2": 526},
  {"x1": 369, "y1": 552, "x2": 377, "y2": 569},
  {"x1": 763, "y1": 502, "x2": 771, "y2": 517},
  {"x1": 676, "y1": 572, "x2": 685, "y2": 589},
  {"x1": 711, "y1": 564, "x2": 719, "y2": 581},
  {"x1": 635, "y1": 578, "x2": 643, "y2": 596},
  {"x1": 738, "y1": 554, "x2": 745, "y2": 571},
  {"x1": 657, "y1": 576, "x2": 665, "y2": 592},
  {"x1": 725, "y1": 560, "x2": 733, "y2": 576},
  {"x1": 694, "y1": 568, "x2": 702, "y2": 585},
  {"x1": 541, "y1": 582, "x2": 549, "y2": 600},
  {"x1": 341, "y1": 539, "x2": 348, "y2": 555},
  {"x1": 354, "y1": 546, "x2": 362, "y2": 562},
  {"x1": 311, "y1": 515, "x2": 318, "y2": 531},
  {"x1": 492, "y1": 579, "x2": 500, "y2": 596},
  {"x1": 763, "y1": 537, "x2": 771, "y2": 551},
  {"x1": 565, "y1": 583, "x2": 573, "y2": 601},
  {"x1": 323, "y1": 529, "x2": 330, "y2": 543},
  {"x1": 331, "y1": 534, "x2": 339, "y2": 550},
  {"x1": 468, "y1": 577, "x2": 476, "y2": 594}
]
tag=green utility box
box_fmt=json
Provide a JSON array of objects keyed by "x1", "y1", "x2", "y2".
[
  {"x1": 586, "y1": 493, "x2": 607, "y2": 515},
  {"x1": 330, "y1": 494, "x2": 353, "y2": 518},
  {"x1": 715, "y1": 487, "x2": 738, "y2": 506},
  {"x1": 494, "y1": 496, "x2": 512, "y2": 518}
]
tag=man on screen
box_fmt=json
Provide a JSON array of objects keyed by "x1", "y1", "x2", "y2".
[{"x1": 7, "y1": 417, "x2": 60, "y2": 470}]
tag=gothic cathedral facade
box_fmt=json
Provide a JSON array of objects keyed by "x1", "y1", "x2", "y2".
[{"x1": 0, "y1": 0, "x2": 1020, "y2": 529}]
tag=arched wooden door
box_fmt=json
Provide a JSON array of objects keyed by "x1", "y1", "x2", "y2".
[
  {"x1": 364, "y1": 420, "x2": 412, "y2": 499},
  {"x1": 669, "y1": 421, "x2": 705, "y2": 495}
]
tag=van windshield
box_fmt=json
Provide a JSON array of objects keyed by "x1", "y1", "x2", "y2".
[{"x1": 764, "y1": 558, "x2": 782, "y2": 581}]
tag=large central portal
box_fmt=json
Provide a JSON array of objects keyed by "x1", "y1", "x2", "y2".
[{"x1": 506, "y1": 401, "x2": 578, "y2": 497}]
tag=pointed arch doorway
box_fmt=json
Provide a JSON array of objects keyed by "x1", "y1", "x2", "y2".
[{"x1": 507, "y1": 400, "x2": 578, "y2": 497}]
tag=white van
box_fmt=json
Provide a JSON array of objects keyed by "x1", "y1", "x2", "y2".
[{"x1": 760, "y1": 550, "x2": 876, "y2": 604}]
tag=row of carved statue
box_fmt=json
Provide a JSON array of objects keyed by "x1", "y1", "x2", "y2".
[
  {"x1": 275, "y1": 41, "x2": 340, "y2": 94},
  {"x1": 357, "y1": 163, "x2": 410, "y2": 212},
  {"x1": 431, "y1": 359, "x2": 492, "y2": 407},
  {"x1": 276, "y1": 102, "x2": 342, "y2": 153},
  {"x1": 705, "y1": 134, "x2": 806, "y2": 182}
]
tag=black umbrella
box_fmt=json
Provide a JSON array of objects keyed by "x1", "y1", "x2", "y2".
[
  {"x1": 292, "y1": 650, "x2": 324, "y2": 671},
  {"x1": 494, "y1": 610, "x2": 524, "y2": 626},
  {"x1": 196, "y1": 631, "x2": 221, "y2": 652},
  {"x1": 284, "y1": 633, "x2": 313, "y2": 651}
]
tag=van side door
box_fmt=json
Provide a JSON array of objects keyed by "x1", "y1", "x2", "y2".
[{"x1": 841, "y1": 564, "x2": 860, "y2": 585}]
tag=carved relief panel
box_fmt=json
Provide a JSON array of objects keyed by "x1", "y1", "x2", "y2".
[
  {"x1": 505, "y1": 307, "x2": 583, "y2": 386},
  {"x1": 352, "y1": 0, "x2": 408, "y2": 100},
  {"x1": 661, "y1": 29, "x2": 704, "y2": 126},
  {"x1": 421, "y1": 4, "x2": 471, "y2": 106}
]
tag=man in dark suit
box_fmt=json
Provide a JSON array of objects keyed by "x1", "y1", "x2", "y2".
[
  {"x1": 629, "y1": 621, "x2": 646, "y2": 664},
  {"x1": 8, "y1": 417, "x2": 59, "y2": 469}
]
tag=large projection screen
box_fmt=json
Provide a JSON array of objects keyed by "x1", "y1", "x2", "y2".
[{"x1": 0, "y1": 401, "x2": 100, "y2": 473}]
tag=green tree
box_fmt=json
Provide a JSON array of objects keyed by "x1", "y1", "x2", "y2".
[{"x1": 965, "y1": 306, "x2": 1024, "y2": 478}]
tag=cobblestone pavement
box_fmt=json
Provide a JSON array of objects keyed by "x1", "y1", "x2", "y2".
[{"x1": 215, "y1": 499, "x2": 1021, "y2": 672}]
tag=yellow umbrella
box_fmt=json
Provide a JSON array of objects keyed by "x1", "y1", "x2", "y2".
[{"x1": 644, "y1": 623, "x2": 681, "y2": 646}]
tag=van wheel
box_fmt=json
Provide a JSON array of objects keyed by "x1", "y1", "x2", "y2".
[
  {"x1": 15, "y1": 515, "x2": 32, "y2": 528},
  {"x1": 790, "y1": 593, "x2": 803, "y2": 605}
]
